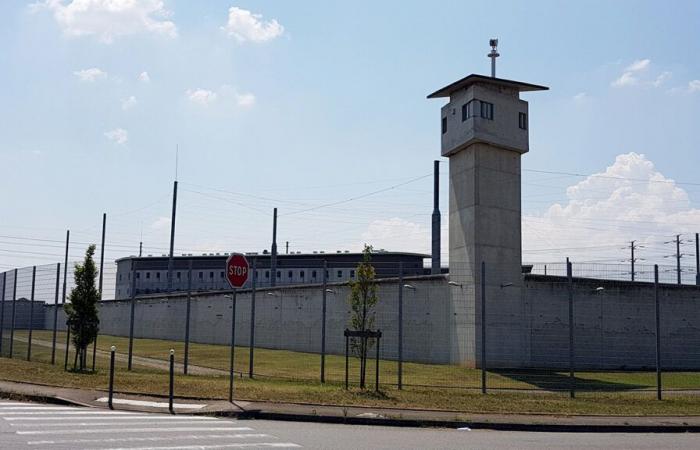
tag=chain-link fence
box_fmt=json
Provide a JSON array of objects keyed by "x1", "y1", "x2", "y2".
[{"x1": 1, "y1": 257, "x2": 700, "y2": 403}]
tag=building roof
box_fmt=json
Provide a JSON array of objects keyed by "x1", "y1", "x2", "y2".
[
  {"x1": 427, "y1": 74, "x2": 549, "y2": 99},
  {"x1": 115, "y1": 251, "x2": 430, "y2": 263}
]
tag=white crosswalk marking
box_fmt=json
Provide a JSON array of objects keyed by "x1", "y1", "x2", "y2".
[{"x1": 0, "y1": 400, "x2": 303, "y2": 449}]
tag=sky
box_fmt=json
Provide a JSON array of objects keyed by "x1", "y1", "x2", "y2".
[{"x1": 1, "y1": 0, "x2": 699, "y2": 288}]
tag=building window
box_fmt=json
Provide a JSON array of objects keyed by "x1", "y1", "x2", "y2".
[
  {"x1": 220, "y1": 271, "x2": 224, "y2": 278},
  {"x1": 156, "y1": 272, "x2": 160, "y2": 279},
  {"x1": 441, "y1": 117, "x2": 447, "y2": 134},
  {"x1": 519, "y1": 112, "x2": 527, "y2": 130},
  {"x1": 146, "y1": 272, "x2": 150, "y2": 279},
  {"x1": 337, "y1": 270, "x2": 343, "y2": 278},
  {"x1": 136, "y1": 273, "x2": 140, "y2": 279},
  {"x1": 265, "y1": 270, "x2": 270, "y2": 279},
  {"x1": 119, "y1": 274, "x2": 122, "y2": 281},
  {"x1": 199, "y1": 272, "x2": 203, "y2": 279},
  {"x1": 276, "y1": 271, "x2": 281, "y2": 279},
  {"x1": 176, "y1": 272, "x2": 181, "y2": 279},
  {"x1": 350, "y1": 270, "x2": 355, "y2": 278},
  {"x1": 325, "y1": 270, "x2": 329, "y2": 279},
  {"x1": 209, "y1": 271, "x2": 214, "y2": 279},
  {"x1": 312, "y1": 270, "x2": 317, "y2": 278},
  {"x1": 480, "y1": 101, "x2": 494, "y2": 120},
  {"x1": 461, "y1": 103, "x2": 468, "y2": 121},
  {"x1": 288, "y1": 270, "x2": 293, "y2": 279},
  {"x1": 300, "y1": 270, "x2": 305, "y2": 279}
]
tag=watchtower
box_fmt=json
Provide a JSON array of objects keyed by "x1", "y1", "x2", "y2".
[{"x1": 428, "y1": 40, "x2": 547, "y2": 367}]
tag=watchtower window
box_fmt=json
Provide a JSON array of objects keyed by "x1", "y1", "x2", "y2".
[
  {"x1": 480, "y1": 101, "x2": 494, "y2": 120},
  {"x1": 441, "y1": 117, "x2": 447, "y2": 134},
  {"x1": 519, "y1": 112, "x2": 528, "y2": 130}
]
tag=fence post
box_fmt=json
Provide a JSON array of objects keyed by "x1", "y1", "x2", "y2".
[
  {"x1": 184, "y1": 261, "x2": 192, "y2": 375},
  {"x1": 398, "y1": 262, "x2": 403, "y2": 390},
  {"x1": 62, "y1": 231, "x2": 70, "y2": 371},
  {"x1": 320, "y1": 260, "x2": 328, "y2": 383},
  {"x1": 375, "y1": 332, "x2": 381, "y2": 393},
  {"x1": 249, "y1": 258, "x2": 257, "y2": 379},
  {"x1": 51, "y1": 263, "x2": 60, "y2": 364},
  {"x1": 94, "y1": 213, "x2": 106, "y2": 372},
  {"x1": 127, "y1": 260, "x2": 137, "y2": 371},
  {"x1": 108, "y1": 346, "x2": 116, "y2": 409},
  {"x1": 567, "y1": 259, "x2": 575, "y2": 399},
  {"x1": 9, "y1": 268, "x2": 17, "y2": 358},
  {"x1": 0, "y1": 271, "x2": 6, "y2": 356},
  {"x1": 654, "y1": 264, "x2": 662, "y2": 400},
  {"x1": 344, "y1": 331, "x2": 349, "y2": 390},
  {"x1": 169, "y1": 349, "x2": 175, "y2": 414},
  {"x1": 228, "y1": 289, "x2": 237, "y2": 403},
  {"x1": 27, "y1": 266, "x2": 36, "y2": 361},
  {"x1": 481, "y1": 261, "x2": 486, "y2": 394}
]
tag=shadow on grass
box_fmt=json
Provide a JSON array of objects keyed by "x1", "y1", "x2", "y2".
[{"x1": 492, "y1": 369, "x2": 648, "y2": 392}]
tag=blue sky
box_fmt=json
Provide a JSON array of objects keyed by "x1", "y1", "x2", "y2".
[{"x1": 1, "y1": 0, "x2": 699, "y2": 278}]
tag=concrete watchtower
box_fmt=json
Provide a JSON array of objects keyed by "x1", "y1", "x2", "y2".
[{"x1": 428, "y1": 41, "x2": 547, "y2": 367}]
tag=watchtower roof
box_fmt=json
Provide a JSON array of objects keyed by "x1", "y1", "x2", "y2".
[{"x1": 427, "y1": 74, "x2": 548, "y2": 99}]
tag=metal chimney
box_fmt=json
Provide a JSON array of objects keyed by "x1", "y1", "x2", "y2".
[
  {"x1": 431, "y1": 160, "x2": 441, "y2": 274},
  {"x1": 488, "y1": 38, "x2": 499, "y2": 77}
]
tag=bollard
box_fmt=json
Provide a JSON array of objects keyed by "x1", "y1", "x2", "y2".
[
  {"x1": 169, "y1": 349, "x2": 175, "y2": 414},
  {"x1": 108, "y1": 346, "x2": 116, "y2": 410}
]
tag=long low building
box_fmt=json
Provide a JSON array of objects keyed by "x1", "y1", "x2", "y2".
[{"x1": 114, "y1": 251, "x2": 429, "y2": 299}]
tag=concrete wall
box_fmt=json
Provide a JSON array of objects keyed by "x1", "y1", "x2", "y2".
[
  {"x1": 45, "y1": 275, "x2": 455, "y2": 364},
  {"x1": 1, "y1": 299, "x2": 45, "y2": 330},
  {"x1": 524, "y1": 275, "x2": 700, "y2": 370},
  {"x1": 40, "y1": 274, "x2": 700, "y2": 369}
]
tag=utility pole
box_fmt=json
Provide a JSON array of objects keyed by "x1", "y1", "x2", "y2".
[
  {"x1": 139, "y1": 241, "x2": 143, "y2": 257},
  {"x1": 431, "y1": 160, "x2": 441, "y2": 274},
  {"x1": 167, "y1": 181, "x2": 178, "y2": 291},
  {"x1": 271, "y1": 208, "x2": 278, "y2": 287},
  {"x1": 285, "y1": 241, "x2": 289, "y2": 255},
  {"x1": 676, "y1": 234, "x2": 682, "y2": 285},
  {"x1": 628, "y1": 240, "x2": 644, "y2": 281}
]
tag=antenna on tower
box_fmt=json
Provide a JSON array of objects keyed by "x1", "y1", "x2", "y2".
[
  {"x1": 488, "y1": 38, "x2": 500, "y2": 78},
  {"x1": 175, "y1": 144, "x2": 179, "y2": 181}
]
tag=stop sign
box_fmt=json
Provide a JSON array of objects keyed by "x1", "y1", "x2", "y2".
[{"x1": 226, "y1": 253, "x2": 250, "y2": 288}]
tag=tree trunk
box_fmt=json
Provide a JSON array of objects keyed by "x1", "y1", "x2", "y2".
[{"x1": 73, "y1": 346, "x2": 79, "y2": 371}]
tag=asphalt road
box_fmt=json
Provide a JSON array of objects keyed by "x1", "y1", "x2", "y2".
[{"x1": 0, "y1": 399, "x2": 697, "y2": 449}]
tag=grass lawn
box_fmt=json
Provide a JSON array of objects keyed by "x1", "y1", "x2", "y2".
[{"x1": 6, "y1": 330, "x2": 700, "y2": 395}]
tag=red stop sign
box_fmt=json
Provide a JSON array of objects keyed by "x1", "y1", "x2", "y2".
[{"x1": 226, "y1": 253, "x2": 249, "y2": 288}]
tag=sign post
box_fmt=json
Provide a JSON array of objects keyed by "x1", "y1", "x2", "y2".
[{"x1": 225, "y1": 254, "x2": 249, "y2": 402}]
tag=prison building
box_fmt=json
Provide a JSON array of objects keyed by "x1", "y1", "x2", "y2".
[{"x1": 114, "y1": 251, "x2": 428, "y2": 299}]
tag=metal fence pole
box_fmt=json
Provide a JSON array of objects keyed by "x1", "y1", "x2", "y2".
[
  {"x1": 567, "y1": 259, "x2": 575, "y2": 399},
  {"x1": 0, "y1": 271, "x2": 6, "y2": 356},
  {"x1": 62, "y1": 230, "x2": 70, "y2": 371},
  {"x1": 127, "y1": 260, "x2": 137, "y2": 371},
  {"x1": 27, "y1": 266, "x2": 36, "y2": 361},
  {"x1": 51, "y1": 263, "x2": 60, "y2": 364},
  {"x1": 481, "y1": 261, "x2": 486, "y2": 394},
  {"x1": 108, "y1": 346, "x2": 116, "y2": 409},
  {"x1": 654, "y1": 264, "x2": 662, "y2": 400},
  {"x1": 398, "y1": 262, "x2": 403, "y2": 390},
  {"x1": 375, "y1": 333, "x2": 380, "y2": 393},
  {"x1": 94, "y1": 212, "x2": 106, "y2": 371},
  {"x1": 228, "y1": 289, "x2": 237, "y2": 403},
  {"x1": 320, "y1": 260, "x2": 328, "y2": 383},
  {"x1": 9, "y1": 268, "x2": 17, "y2": 358},
  {"x1": 183, "y1": 261, "x2": 192, "y2": 375},
  {"x1": 249, "y1": 259, "x2": 257, "y2": 379},
  {"x1": 169, "y1": 349, "x2": 175, "y2": 414},
  {"x1": 345, "y1": 332, "x2": 349, "y2": 390}
]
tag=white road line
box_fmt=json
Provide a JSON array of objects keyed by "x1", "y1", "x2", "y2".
[
  {"x1": 27, "y1": 434, "x2": 271, "y2": 446},
  {"x1": 13, "y1": 420, "x2": 225, "y2": 427},
  {"x1": 95, "y1": 397, "x2": 206, "y2": 409},
  {"x1": 1, "y1": 411, "x2": 144, "y2": 416},
  {"x1": 0, "y1": 406, "x2": 84, "y2": 410},
  {"x1": 17, "y1": 426, "x2": 254, "y2": 435},
  {"x1": 6, "y1": 415, "x2": 220, "y2": 421},
  {"x1": 0, "y1": 402, "x2": 36, "y2": 406},
  {"x1": 101, "y1": 444, "x2": 301, "y2": 450}
]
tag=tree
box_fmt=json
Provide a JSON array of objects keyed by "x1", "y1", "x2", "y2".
[
  {"x1": 65, "y1": 245, "x2": 100, "y2": 372},
  {"x1": 347, "y1": 244, "x2": 379, "y2": 389}
]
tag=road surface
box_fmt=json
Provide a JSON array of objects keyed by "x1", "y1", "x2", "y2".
[{"x1": 0, "y1": 399, "x2": 696, "y2": 449}]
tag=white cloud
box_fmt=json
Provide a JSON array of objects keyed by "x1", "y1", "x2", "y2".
[
  {"x1": 73, "y1": 67, "x2": 107, "y2": 82},
  {"x1": 688, "y1": 80, "x2": 700, "y2": 93},
  {"x1": 523, "y1": 153, "x2": 700, "y2": 263},
  {"x1": 138, "y1": 71, "x2": 150, "y2": 83},
  {"x1": 612, "y1": 59, "x2": 671, "y2": 88},
  {"x1": 121, "y1": 95, "x2": 137, "y2": 110},
  {"x1": 235, "y1": 92, "x2": 256, "y2": 107},
  {"x1": 361, "y1": 218, "x2": 431, "y2": 253},
  {"x1": 221, "y1": 6, "x2": 284, "y2": 43},
  {"x1": 31, "y1": 0, "x2": 177, "y2": 44},
  {"x1": 104, "y1": 128, "x2": 128, "y2": 144},
  {"x1": 572, "y1": 92, "x2": 588, "y2": 102},
  {"x1": 186, "y1": 88, "x2": 218, "y2": 105},
  {"x1": 150, "y1": 216, "x2": 170, "y2": 231},
  {"x1": 624, "y1": 59, "x2": 650, "y2": 72}
]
